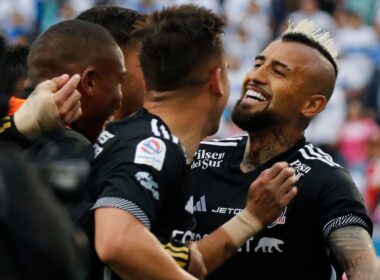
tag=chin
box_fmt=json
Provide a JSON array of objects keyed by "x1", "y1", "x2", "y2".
[{"x1": 231, "y1": 104, "x2": 277, "y2": 133}]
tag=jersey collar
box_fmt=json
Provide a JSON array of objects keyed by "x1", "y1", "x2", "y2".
[{"x1": 230, "y1": 136, "x2": 307, "y2": 174}]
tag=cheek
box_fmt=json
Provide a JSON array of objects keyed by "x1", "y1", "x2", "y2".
[{"x1": 105, "y1": 81, "x2": 122, "y2": 105}]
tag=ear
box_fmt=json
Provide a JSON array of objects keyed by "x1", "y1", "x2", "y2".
[
  {"x1": 301, "y1": 94, "x2": 327, "y2": 117},
  {"x1": 209, "y1": 67, "x2": 224, "y2": 97},
  {"x1": 80, "y1": 67, "x2": 96, "y2": 97}
]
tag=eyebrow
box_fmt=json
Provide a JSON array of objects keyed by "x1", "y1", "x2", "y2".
[{"x1": 255, "y1": 55, "x2": 291, "y2": 72}]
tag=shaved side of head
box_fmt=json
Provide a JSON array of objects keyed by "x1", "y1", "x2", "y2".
[{"x1": 28, "y1": 19, "x2": 118, "y2": 83}]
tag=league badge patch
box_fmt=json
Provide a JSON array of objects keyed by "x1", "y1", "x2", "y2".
[{"x1": 134, "y1": 137, "x2": 166, "y2": 171}]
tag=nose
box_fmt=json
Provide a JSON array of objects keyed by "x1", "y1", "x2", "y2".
[{"x1": 247, "y1": 65, "x2": 268, "y2": 85}]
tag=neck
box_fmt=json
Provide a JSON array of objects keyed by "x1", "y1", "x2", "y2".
[
  {"x1": 240, "y1": 127, "x2": 303, "y2": 173},
  {"x1": 73, "y1": 118, "x2": 103, "y2": 143},
  {"x1": 144, "y1": 91, "x2": 210, "y2": 160}
]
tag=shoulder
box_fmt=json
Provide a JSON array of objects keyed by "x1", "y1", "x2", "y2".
[
  {"x1": 295, "y1": 143, "x2": 341, "y2": 168},
  {"x1": 107, "y1": 108, "x2": 180, "y2": 143},
  {"x1": 26, "y1": 128, "x2": 91, "y2": 161},
  {"x1": 191, "y1": 135, "x2": 247, "y2": 170},
  {"x1": 289, "y1": 142, "x2": 357, "y2": 191},
  {"x1": 290, "y1": 142, "x2": 343, "y2": 178},
  {"x1": 93, "y1": 112, "x2": 185, "y2": 171}
]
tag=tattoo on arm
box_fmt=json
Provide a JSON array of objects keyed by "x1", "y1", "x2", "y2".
[{"x1": 328, "y1": 226, "x2": 377, "y2": 280}]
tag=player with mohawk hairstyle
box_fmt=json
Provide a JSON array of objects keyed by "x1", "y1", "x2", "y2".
[{"x1": 191, "y1": 20, "x2": 380, "y2": 280}]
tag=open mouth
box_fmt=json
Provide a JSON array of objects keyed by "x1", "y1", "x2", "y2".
[{"x1": 245, "y1": 89, "x2": 269, "y2": 102}]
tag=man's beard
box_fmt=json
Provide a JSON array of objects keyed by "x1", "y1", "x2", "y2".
[{"x1": 231, "y1": 99, "x2": 278, "y2": 133}]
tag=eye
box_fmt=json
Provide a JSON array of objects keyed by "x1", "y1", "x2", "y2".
[
  {"x1": 254, "y1": 63, "x2": 261, "y2": 69},
  {"x1": 273, "y1": 68, "x2": 284, "y2": 76}
]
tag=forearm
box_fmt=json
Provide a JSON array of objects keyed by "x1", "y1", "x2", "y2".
[
  {"x1": 346, "y1": 251, "x2": 379, "y2": 280},
  {"x1": 196, "y1": 209, "x2": 262, "y2": 272},
  {"x1": 195, "y1": 226, "x2": 238, "y2": 272},
  {"x1": 95, "y1": 208, "x2": 196, "y2": 280},
  {"x1": 107, "y1": 232, "x2": 195, "y2": 280},
  {"x1": 329, "y1": 226, "x2": 379, "y2": 280}
]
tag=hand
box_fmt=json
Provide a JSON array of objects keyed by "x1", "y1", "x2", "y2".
[
  {"x1": 187, "y1": 242, "x2": 207, "y2": 280},
  {"x1": 14, "y1": 74, "x2": 81, "y2": 140},
  {"x1": 52, "y1": 74, "x2": 82, "y2": 125},
  {"x1": 246, "y1": 162, "x2": 298, "y2": 227}
]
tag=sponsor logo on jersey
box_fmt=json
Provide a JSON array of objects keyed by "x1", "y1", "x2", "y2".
[
  {"x1": 211, "y1": 207, "x2": 243, "y2": 215},
  {"x1": 267, "y1": 207, "x2": 287, "y2": 228},
  {"x1": 254, "y1": 237, "x2": 284, "y2": 253},
  {"x1": 185, "y1": 196, "x2": 194, "y2": 214},
  {"x1": 135, "y1": 171, "x2": 160, "y2": 200},
  {"x1": 171, "y1": 229, "x2": 194, "y2": 243},
  {"x1": 191, "y1": 149, "x2": 226, "y2": 169},
  {"x1": 94, "y1": 130, "x2": 115, "y2": 158},
  {"x1": 134, "y1": 137, "x2": 166, "y2": 171},
  {"x1": 187, "y1": 196, "x2": 207, "y2": 212},
  {"x1": 211, "y1": 205, "x2": 286, "y2": 227},
  {"x1": 290, "y1": 159, "x2": 311, "y2": 178},
  {"x1": 191, "y1": 231, "x2": 255, "y2": 253}
]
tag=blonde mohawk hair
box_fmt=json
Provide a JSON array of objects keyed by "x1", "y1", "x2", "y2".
[{"x1": 282, "y1": 20, "x2": 338, "y2": 73}]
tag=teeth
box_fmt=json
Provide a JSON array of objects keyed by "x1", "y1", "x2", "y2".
[{"x1": 246, "y1": 89, "x2": 267, "y2": 101}]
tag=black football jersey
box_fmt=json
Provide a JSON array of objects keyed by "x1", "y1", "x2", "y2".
[
  {"x1": 191, "y1": 135, "x2": 372, "y2": 280},
  {"x1": 86, "y1": 108, "x2": 194, "y2": 279}
]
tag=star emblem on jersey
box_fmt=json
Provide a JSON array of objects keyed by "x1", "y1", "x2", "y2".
[{"x1": 134, "y1": 137, "x2": 167, "y2": 171}]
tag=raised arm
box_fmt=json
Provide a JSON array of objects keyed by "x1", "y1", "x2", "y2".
[
  {"x1": 328, "y1": 226, "x2": 380, "y2": 280},
  {"x1": 14, "y1": 74, "x2": 82, "y2": 140}
]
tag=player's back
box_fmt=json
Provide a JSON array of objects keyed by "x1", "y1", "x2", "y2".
[{"x1": 84, "y1": 108, "x2": 195, "y2": 280}]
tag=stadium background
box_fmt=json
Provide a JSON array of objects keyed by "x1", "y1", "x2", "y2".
[{"x1": 1, "y1": 0, "x2": 380, "y2": 255}]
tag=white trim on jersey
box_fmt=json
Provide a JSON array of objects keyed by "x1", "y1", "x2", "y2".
[
  {"x1": 207, "y1": 136, "x2": 245, "y2": 142},
  {"x1": 329, "y1": 265, "x2": 337, "y2": 280},
  {"x1": 299, "y1": 144, "x2": 340, "y2": 167},
  {"x1": 91, "y1": 197, "x2": 151, "y2": 229},
  {"x1": 103, "y1": 267, "x2": 112, "y2": 280},
  {"x1": 322, "y1": 213, "x2": 369, "y2": 240},
  {"x1": 200, "y1": 141, "x2": 238, "y2": 147},
  {"x1": 314, "y1": 146, "x2": 335, "y2": 162},
  {"x1": 151, "y1": 119, "x2": 160, "y2": 137},
  {"x1": 172, "y1": 135, "x2": 179, "y2": 144},
  {"x1": 160, "y1": 124, "x2": 170, "y2": 140}
]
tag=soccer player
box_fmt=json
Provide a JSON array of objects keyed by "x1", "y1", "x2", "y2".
[
  {"x1": 77, "y1": 6, "x2": 146, "y2": 119},
  {"x1": 190, "y1": 20, "x2": 380, "y2": 279},
  {"x1": 0, "y1": 35, "x2": 87, "y2": 280},
  {"x1": 85, "y1": 4, "x2": 298, "y2": 280},
  {"x1": 27, "y1": 19, "x2": 125, "y2": 145}
]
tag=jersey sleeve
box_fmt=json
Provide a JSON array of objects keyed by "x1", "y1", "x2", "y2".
[
  {"x1": 90, "y1": 134, "x2": 185, "y2": 230},
  {"x1": 0, "y1": 116, "x2": 32, "y2": 148},
  {"x1": 317, "y1": 168, "x2": 373, "y2": 240}
]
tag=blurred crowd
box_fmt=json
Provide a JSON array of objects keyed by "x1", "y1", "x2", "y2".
[{"x1": 1, "y1": 0, "x2": 380, "y2": 226}]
